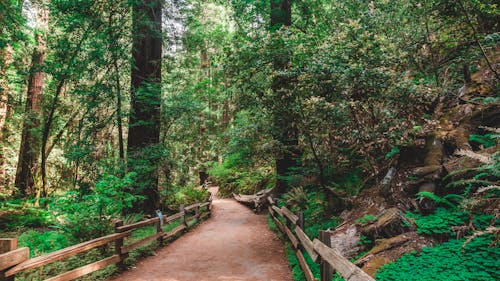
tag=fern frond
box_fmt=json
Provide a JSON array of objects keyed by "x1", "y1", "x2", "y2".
[
  {"x1": 417, "y1": 191, "x2": 456, "y2": 208},
  {"x1": 462, "y1": 226, "x2": 500, "y2": 250},
  {"x1": 445, "y1": 179, "x2": 496, "y2": 189},
  {"x1": 479, "y1": 126, "x2": 500, "y2": 134},
  {"x1": 455, "y1": 149, "x2": 492, "y2": 164},
  {"x1": 443, "y1": 167, "x2": 483, "y2": 181},
  {"x1": 475, "y1": 185, "x2": 500, "y2": 194}
]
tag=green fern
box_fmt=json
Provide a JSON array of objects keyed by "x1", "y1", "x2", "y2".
[{"x1": 417, "y1": 192, "x2": 457, "y2": 208}]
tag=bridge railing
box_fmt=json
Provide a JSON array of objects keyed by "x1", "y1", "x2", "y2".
[
  {"x1": 266, "y1": 196, "x2": 374, "y2": 281},
  {"x1": 0, "y1": 196, "x2": 212, "y2": 281}
]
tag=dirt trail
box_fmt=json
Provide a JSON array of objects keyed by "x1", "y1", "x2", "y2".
[{"x1": 109, "y1": 187, "x2": 292, "y2": 281}]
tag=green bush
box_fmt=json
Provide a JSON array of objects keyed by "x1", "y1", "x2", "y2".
[
  {"x1": 376, "y1": 235, "x2": 500, "y2": 281},
  {"x1": 53, "y1": 172, "x2": 139, "y2": 241},
  {"x1": 18, "y1": 230, "x2": 71, "y2": 257},
  {"x1": 208, "y1": 156, "x2": 273, "y2": 196},
  {"x1": 0, "y1": 205, "x2": 53, "y2": 230},
  {"x1": 162, "y1": 185, "x2": 209, "y2": 211},
  {"x1": 406, "y1": 208, "x2": 494, "y2": 236}
]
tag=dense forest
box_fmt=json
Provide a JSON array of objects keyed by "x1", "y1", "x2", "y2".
[{"x1": 0, "y1": 0, "x2": 499, "y2": 280}]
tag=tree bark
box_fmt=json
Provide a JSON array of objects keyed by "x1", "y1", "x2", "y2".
[
  {"x1": 0, "y1": 45, "x2": 12, "y2": 192},
  {"x1": 15, "y1": 7, "x2": 49, "y2": 197},
  {"x1": 128, "y1": 0, "x2": 163, "y2": 213}
]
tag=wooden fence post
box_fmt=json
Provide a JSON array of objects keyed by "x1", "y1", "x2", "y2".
[
  {"x1": 195, "y1": 204, "x2": 200, "y2": 217},
  {"x1": 156, "y1": 210, "x2": 164, "y2": 246},
  {"x1": 319, "y1": 231, "x2": 334, "y2": 281},
  {"x1": 0, "y1": 238, "x2": 18, "y2": 281},
  {"x1": 114, "y1": 220, "x2": 126, "y2": 270},
  {"x1": 298, "y1": 211, "x2": 304, "y2": 230},
  {"x1": 180, "y1": 205, "x2": 187, "y2": 227}
]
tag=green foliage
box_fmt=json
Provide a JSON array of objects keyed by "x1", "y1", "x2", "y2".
[
  {"x1": 355, "y1": 215, "x2": 377, "y2": 226},
  {"x1": 357, "y1": 235, "x2": 373, "y2": 246},
  {"x1": 208, "y1": 155, "x2": 274, "y2": 196},
  {"x1": 53, "y1": 173, "x2": 139, "y2": 241},
  {"x1": 280, "y1": 189, "x2": 340, "y2": 240},
  {"x1": 376, "y1": 235, "x2": 500, "y2": 281},
  {"x1": 162, "y1": 185, "x2": 209, "y2": 211},
  {"x1": 285, "y1": 244, "x2": 321, "y2": 281},
  {"x1": 469, "y1": 134, "x2": 497, "y2": 148},
  {"x1": 407, "y1": 208, "x2": 467, "y2": 235},
  {"x1": 385, "y1": 146, "x2": 400, "y2": 159},
  {"x1": 416, "y1": 192, "x2": 463, "y2": 208},
  {"x1": 407, "y1": 208, "x2": 494, "y2": 236},
  {"x1": 18, "y1": 230, "x2": 71, "y2": 257},
  {"x1": 0, "y1": 203, "x2": 53, "y2": 230}
]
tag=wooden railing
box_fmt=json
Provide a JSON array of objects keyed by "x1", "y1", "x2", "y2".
[
  {"x1": 267, "y1": 197, "x2": 374, "y2": 281},
  {"x1": 0, "y1": 197, "x2": 212, "y2": 281}
]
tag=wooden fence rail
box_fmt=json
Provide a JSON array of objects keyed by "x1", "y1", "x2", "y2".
[
  {"x1": 267, "y1": 197, "x2": 374, "y2": 281},
  {"x1": 0, "y1": 199, "x2": 212, "y2": 281}
]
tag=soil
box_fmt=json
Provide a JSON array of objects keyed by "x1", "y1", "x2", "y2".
[{"x1": 109, "y1": 187, "x2": 292, "y2": 281}]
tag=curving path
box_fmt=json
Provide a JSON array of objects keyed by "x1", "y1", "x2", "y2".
[{"x1": 109, "y1": 187, "x2": 292, "y2": 281}]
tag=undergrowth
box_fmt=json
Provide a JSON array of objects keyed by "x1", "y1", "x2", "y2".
[{"x1": 376, "y1": 234, "x2": 500, "y2": 281}]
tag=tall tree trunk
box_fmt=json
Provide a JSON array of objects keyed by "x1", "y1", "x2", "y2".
[
  {"x1": 128, "y1": 0, "x2": 162, "y2": 213},
  {"x1": 270, "y1": 0, "x2": 300, "y2": 194},
  {"x1": 0, "y1": 45, "x2": 12, "y2": 193},
  {"x1": 15, "y1": 7, "x2": 48, "y2": 197}
]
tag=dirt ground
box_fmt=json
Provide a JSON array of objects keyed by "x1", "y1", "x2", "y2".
[{"x1": 108, "y1": 187, "x2": 292, "y2": 281}]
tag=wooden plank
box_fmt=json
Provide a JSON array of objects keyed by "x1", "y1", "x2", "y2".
[
  {"x1": 296, "y1": 250, "x2": 317, "y2": 281},
  {"x1": 0, "y1": 239, "x2": 17, "y2": 254},
  {"x1": 163, "y1": 224, "x2": 186, "y2": 239},
  {"x1": 268, "y1": 206, "x2": 274, "y2": 216},
  {"x1": 121, "y1": 232, "x2": 163, "y2": 254},
  {"x1": 271, "y1": 206, "x2": 283, "y2": 217},
  {"x1": 284, "y1": 224, "x2": 299, "y2": 248},
  {"x1": 199, "y1": 211, "x2": 210, "y2": 219},
  {"x1": 184, "y1": 203, "x2": 200, "y2": 211},
  {"x1": 294, "y1": 226, "x2": 318, "y2": 262},
  {"x1": 164, "y1": 212, "x2": 184, "y2": 223},
  {"x1": 281, "y1": 206, "x2": 299, "y2": 224},
  {"x1": 0, "y1": 247, "x2": 29, "y2": 271},
  {"x1": 117, "y1": 217, "x2": 159, "y2": 232},
  {"x1": 272, "y1": 215, "x2": 285, "y2": 233},
  {"x1": 5, "y1": 231, "x2": 131, "y2": 277},
  {"x1": 313, "y1": 239, "x2": 374, "y2": 281},
  {"x1": 200, "y1": 202, "x2": 210, "y2": 208},
  {"x1": 44, "y1": 255, "x2": 121, "y2": 281}
]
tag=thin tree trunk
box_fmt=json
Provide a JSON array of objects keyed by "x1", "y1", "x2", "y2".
[
  {"x1": 108, "y1": 9, "x2": 125, "y2": 163},
  {"x1": 15, "y1": 6, "x2": 49, "y2": 197}
]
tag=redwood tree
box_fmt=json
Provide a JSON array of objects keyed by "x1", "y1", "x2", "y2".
[
  {"x1": 15, "y1": 5, "x2": 49, "y2": 197},
  {"x1": 128, "y1": 0, "x2": 163, "y2": 212}
]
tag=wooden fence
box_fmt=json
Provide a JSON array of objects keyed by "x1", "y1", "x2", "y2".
[
  {"x1": 267, "y1": 197, "x2": 374, "y2": 281},
  {"x1": 0, "y1": 197, "x2": 212, "y2": 281}
]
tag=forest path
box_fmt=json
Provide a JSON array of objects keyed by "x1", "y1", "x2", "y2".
[{"x1": 109, "y1": 187, "x2": 292, "y2": 281}]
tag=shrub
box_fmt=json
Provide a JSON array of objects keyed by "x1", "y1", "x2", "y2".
[
  {"x1": 53, "y1": 172, "x2": 139, "y2": 241},
  {"x1": 18, "y1": 230, "x2": 71, "y2": 257},
  {"x1": 376, "y1": 235, "x2": 500, "y2": 281},
  {"x1": 162, "y1": 185, "x2": 209, "y2": 211}
]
